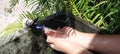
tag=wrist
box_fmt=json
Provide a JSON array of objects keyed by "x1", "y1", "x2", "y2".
[
  {"x1": 66, "y1": 47, "x2": 93, "y2": 54},
  {"x1": 76, "y1": 31, "x2": 96, "y2": 50}
]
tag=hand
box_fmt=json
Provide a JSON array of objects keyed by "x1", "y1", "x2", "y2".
[
  {"x1": 45, "y1": 27, "x2": 94, "y2": 54},
  {"x1": 45, "y1": 27, "x2": 120, "y2": 54},
  {"x1": 46, "y1": 35, "x2": 93, "y2": 54},
  {"x1": 45, "y1": 26, "x2": 95, "y2": 50}
]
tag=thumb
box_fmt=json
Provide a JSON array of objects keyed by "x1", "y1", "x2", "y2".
[
  {"x1": 44, "y1": 27, "x2": 56, "y2": 34},
  {"x1": 46, "y1": 36, "x2": 55, "y2": 43},
  {"x1": 49, "y1": 44, "x2": 55, "y2": 49}
]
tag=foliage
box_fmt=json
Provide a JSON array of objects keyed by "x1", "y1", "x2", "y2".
[
  {"x1": 0, "y1": 19, "x2": 23, "y2": 37},
  {"x1": 0, "y1": 0, "x2": 70, "y2": 36},
  {"x1": 72, "y1": 0, "x2": 120, "y2": 33},
  {"x1": 23, "y1": 0, "x2": 70, "y2": 18}
]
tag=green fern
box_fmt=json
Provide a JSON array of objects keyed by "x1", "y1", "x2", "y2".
[
  {"x1": 68, "y1": 0, "x2": 81, "y2": 17},
  {"x1": 0, "y1": 19, "x2": 23, "y2": 37}
]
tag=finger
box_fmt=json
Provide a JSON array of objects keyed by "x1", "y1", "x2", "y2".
[
  {"x1": 45, "y1": 31, "x2": 56, "y2": 36},
  {"x1": 63, "y1": 27, "x2": 71, "y2": 33},
  {"x1": 46, "y1": 36, "x2": 55, "y2": 43},
  {"x1": 56, "y1": 27, "x2": 63, "y2": 32},
  {"x1": 62, "y1": 26, "x2": 68, "y2": 31},
  {"x1": 56, "y1": 27, "x2": 61, "y2": 31},
  {"x1": 56, "y1": 28, "x2": 65, "y2": 35},
  {"x1": 49, "y1": 44, "x2": 55, "y2": 49},
  {"x1": 63, "y1": 27, "x2": 73, "y2": 36},
  {"x1": 66, "y1": 28, "x2": 73, "y2": 36},
  {"x1": 44, "y1": 27, "x2": 52, "y2": 33},
  {"x1": 44, "y1": 27, "x2": 56, "y2": 34},
  {"x1": 67, "y1": 28, "x2": 76, "y2": 36}
]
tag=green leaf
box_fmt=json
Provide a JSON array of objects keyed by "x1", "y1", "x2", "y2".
[
  {"x1": 95, "y1": 16, "x2": 103, "y2": 27},
  {"x1": 90, "y1": 11, "x2": 96, "y2": 18},
  {"x1": 76, "y1": 0, "x2": 85, "y2": 9},
  {"x1": 83, "y1": 1, "x2": 107, "y2": 16},
  {"x1": 91, "y1": 13, "x2": 101, "y2": 23},
  {"x1": 81, "y1": 1, "x2": 89, "y2": 12},
  {"x1": 0, "y1": 20, "x2": 23, "y2": 37},
  {"x1": 105, "y1": 8, "x2": 119, "y2": 18}
]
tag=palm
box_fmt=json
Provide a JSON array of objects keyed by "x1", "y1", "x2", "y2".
[{"x1": 46, "y1": 27, "x2": 81, "y2": 45}]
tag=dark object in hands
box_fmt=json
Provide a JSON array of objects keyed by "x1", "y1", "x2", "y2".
[
  {"x1": 29, "y1": 10, "x2": 106, "y2": 36},
  {"x1": 26, "y1": 18, "x2": 44, "y2": 36}
]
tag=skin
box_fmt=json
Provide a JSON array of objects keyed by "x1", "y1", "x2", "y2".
[
  {"x1": 46, "y1": 36, "x2": 93, "y2": 54},
  {"x1": 45, "y1": 26, "x2": 120, "y2": 54}
]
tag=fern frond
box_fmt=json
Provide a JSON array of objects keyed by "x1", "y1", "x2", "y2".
[{"x1": 0, "y1": 19, "x2": 23, "y2": 37}]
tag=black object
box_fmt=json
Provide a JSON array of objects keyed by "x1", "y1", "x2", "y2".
[
  {"x1": 27, "y1": 18, "x2": 44, "y2": 36},
  {"x1": 27, "y1": 10, "x2": 106, "y2": 36}
]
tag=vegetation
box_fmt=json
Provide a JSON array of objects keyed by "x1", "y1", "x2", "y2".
[{"x1": 0, "y1": 0, "x2": 120, "y2": 37}]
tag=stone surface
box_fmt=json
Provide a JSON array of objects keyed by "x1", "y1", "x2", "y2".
[{"x1": 0, "y1": 28, "x2": 55, "y2": 54}]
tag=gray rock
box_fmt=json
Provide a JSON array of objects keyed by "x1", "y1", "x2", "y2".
[{"x1": 0, "y1": 28, "x2": 54, "y2": 54}]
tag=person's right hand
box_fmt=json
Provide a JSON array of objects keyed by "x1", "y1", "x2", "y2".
[
  {"x1": 61, "y1": 27, "x2": 95, "y2": 49},
  {"x1": 45, "y1": 26, "x2": 95, "y2": 50},
  {"x1": 46, "y1": 31, "x2": 93, "y2": 54}
]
